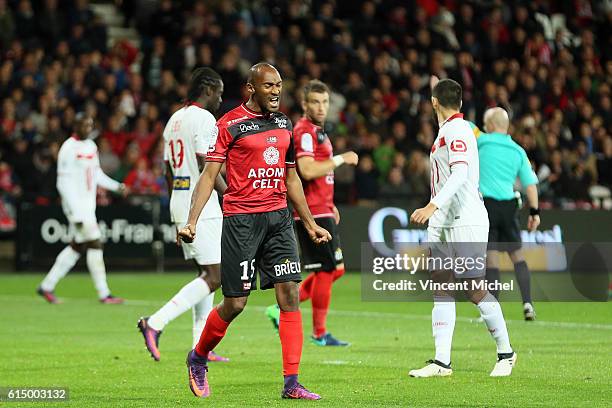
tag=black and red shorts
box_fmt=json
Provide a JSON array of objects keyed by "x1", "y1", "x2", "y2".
[{"x1": 221, "y1": 208, "x2": 301, "y2": 297}]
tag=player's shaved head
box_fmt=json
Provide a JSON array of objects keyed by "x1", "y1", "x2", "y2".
[
  {"x1": 247, "y1": 62, "x2": 280, "y2": 85},
  {"x1": 245, "y1": 62, "x2": 283, "y2": 113},
  {"x1": 484, "y1": 107, "x2": 510, "y2": 133},
  {"x1": 74, "y1": 112, "x2": 93, "y2": 139}
]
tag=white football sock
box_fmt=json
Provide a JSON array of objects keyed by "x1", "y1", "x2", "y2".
[
  {"x1": 192, "y1": 292, "x2": 215, "y2": 348},
  {"x1": 432, "y1": 296, "x2": 456, "y2": 366},
  {"x1": 40, "y1": 246, "x2": 81, "y2": 291},
  {"x1": 477, "y1": 292, "x2": 513, "y2": 354},
  {"x1": 148, "y1": 278, "x2": 211, "y2": 331},
  {"x1": 86, "y1": 249, "x2": 111, "y2": 299}
]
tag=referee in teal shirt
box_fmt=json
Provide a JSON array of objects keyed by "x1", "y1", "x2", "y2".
[{"x1": 475, "y1": 107, "x2": 540, "y2": 320}]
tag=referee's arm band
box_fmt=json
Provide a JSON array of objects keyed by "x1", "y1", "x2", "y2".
[{"x1": 529, "y1": 207, "x2": 540, "y2": 216}]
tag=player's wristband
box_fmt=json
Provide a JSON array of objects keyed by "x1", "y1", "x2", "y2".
[
  {"x1": 332, "y1": 155, "x2": 345, "y2": 168},
  {"x1": 529, "y1": 207, "x2": 540, "y2": 216}
]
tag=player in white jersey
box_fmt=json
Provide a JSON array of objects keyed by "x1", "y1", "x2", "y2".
[
  {"x1": 138, "y1": 67, "x2": 229, "y2": 362},
  {"x1": 409, "y1": 77, "x2": 516, "y2": 378},
  {"x1": 37, "y1": 113, "x2": 128, "y2": 304}
]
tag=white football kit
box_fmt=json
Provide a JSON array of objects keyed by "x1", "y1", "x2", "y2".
[
  {"x1": 428, "y1": 113, "x2": 488, "y2": 276},
  {"x1": 57, "y1": 136, "x2": 121, "y2": 243},
  {"x1": 163, "y1": 103, "x2": 222, "y2": 265}
]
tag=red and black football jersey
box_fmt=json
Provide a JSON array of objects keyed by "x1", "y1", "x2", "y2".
[
  {"x1": 293, "y1": 117, "x2": 335, "y2": 218},
  {"x1": 207, "y1": 103, "x2": 295, "y2": 215}
]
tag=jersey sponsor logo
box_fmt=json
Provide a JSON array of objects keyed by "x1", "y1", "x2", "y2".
[
  {"x1": 76, "y1": 153, "x2": 96, "y2": 160},
  {"x1": 263, "y1": 146, "x2": 280, "y2": 165},
  {"x1": 247, "y1": 167, "x2": 285, "y2": 189},
  {"x1": 274, "y1": 116, "x2": 288, "y2": 129},
  {"x1": 450, "y1": 140, "x2": 467, "y2": 152},
  {"x1": 274, "y1": 259, "x2": 301, "y2": 276},
  {"x1": 239, "y1": 122, "x2": 260, "y2": 133},
  {"x1": 267, "y1": 136, "x2": 277, "y2": 144},
  {"x1": 300, "y1": 133, "x2": 314, "y2": 152},
  {"x1": 226, "y1": 115, "x2": 249, "y2": 126},
  {"x1": 172, "y1": 176, "x2": 191, "y2": 190}
]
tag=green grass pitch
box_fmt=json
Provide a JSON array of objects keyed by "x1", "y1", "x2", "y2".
[{"x1": 0, "y1": 272, "x2": 610, "y2": 407}]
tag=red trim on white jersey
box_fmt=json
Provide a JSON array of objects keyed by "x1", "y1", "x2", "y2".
[
  {"x1": 440, "y1": 112, "x2": 464, "y2": 127},
  {"x1": 450, "y1": 160, "x2": 468, "y2": 166}
]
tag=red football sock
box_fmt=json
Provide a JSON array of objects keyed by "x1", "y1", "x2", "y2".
[
  {"x1": 332, "y1": 266, "x2": 345, "y2": 282},
  {"x1": 298, "y1": 273, "x2": 315, "y2": 303},
  {"x1": 194, "y1": 308, "x2": 230, "y2": 357},
  {"x1": 311, "y1": 272, "x2": 333, "y2": 338},
  {"x1": 279, "y1": 310, "x2": 303, "y2": 376}
]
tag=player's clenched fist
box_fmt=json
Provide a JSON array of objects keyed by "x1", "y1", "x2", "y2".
[
  {"x1": 341, "y1": 151, "x2": 359, "y2": 166},
  {"x1": 178, "y1": 223, "x2": 196, "y2": 243},
  {"x1": 410, "y1": 202, "x2": 438, "y2": 225},
  {"x1": 307, "y1": 224, "x2": 332, "y2": 244}
]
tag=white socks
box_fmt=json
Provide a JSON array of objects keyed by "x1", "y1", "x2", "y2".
[
  {"x1": 432, "y1": 296, "x2": 456, "y2": 366},
  {"x1": 477, "y1": 293, "x2": 513, "y2": 354},
  {"x1": 40, "y1": 246, "x2": 81, "y2": 291},
  {"x1": 148, "y1": 278, "x2": 211, "y2": 331},
  {"x1": 192, "y1": 293, "x2": 215, "y2": 348},
  {"x1": 86, "y1": 249, "x2": 111, "y2": 299}
]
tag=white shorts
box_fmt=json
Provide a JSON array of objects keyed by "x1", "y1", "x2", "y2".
[
  {"x1": 71, "y1": 221, "x2": 102, "y2": 244},
  {"x1": 176, "y1": 218, "x2": 222, "y2": 265},
  {"x1": 427, "y1": 225, "x2": 488, "y2": 278}
]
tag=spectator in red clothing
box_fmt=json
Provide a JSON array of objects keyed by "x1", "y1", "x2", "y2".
[
  {"x1": 525, "y1": 32, "x2": 552, "y2": 65},
  {"x1": 0, "y1": 160, "x2": 20, "y2": 197},
  {"x1": 130, "y1": 116, "x2": 157, "y2": 157},
  {"x1": 102, "y1": 112, "x2": 131, "y2": 156},
  {"x1": 123, "y1": 157, "x2": 160, "y2": 195}
]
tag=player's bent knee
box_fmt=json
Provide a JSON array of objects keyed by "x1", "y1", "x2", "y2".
[
  {"x1": 219, "y1": 296, "x2": 248, "y2": 321},
  {"x1": 466, "y1": 289, "x2": 488, "y2": 304},
  {"x1": 433, "y1": 289, "x2": 455, "y2": 299},
  {"x1": 199, "y1": 265, "x2": 221, "y2": 291},
  {"x1": 275, "y1": 281, "x2": 300, "y2": 311},
  {"x1": 70, "y1": 242, "x2": 86, "y2": 254},
  {"x1": 86, "y1": 240, "x2": 103, "y2": 250}
]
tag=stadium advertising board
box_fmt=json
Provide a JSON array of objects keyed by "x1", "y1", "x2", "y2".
[{"x1": 14, "y1": 204, "x2": 612, "y2": 271}]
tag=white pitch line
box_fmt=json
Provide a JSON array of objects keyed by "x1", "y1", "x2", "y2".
[{"x1": 2, "y1": 294, "x2": 611, "y2": 330}]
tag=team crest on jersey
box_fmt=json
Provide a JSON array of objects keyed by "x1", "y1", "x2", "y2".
[
  {"x1": 267, "y1": 136, "x2": 277, "y2": 144},
  {"x1": 450, "y1": 140, "x2": 467, "y2": 152},
  {"x1": 274, "y1": 116, "x2": 288, "y2": 129},
  {"x1": 263, "y1": 146, "x2": 280, "y2": 165}
]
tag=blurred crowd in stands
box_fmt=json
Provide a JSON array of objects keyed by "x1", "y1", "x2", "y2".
[{"x1": 0, "y1": 0, "x2": 610, "y2": 232}]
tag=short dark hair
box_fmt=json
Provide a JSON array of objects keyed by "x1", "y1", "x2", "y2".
[
  {"x1": 187, "y1": 67, "x2": 222, "y2": 102},
  {"x1": 303, "y1": 79, "x2": 330, "y2": 101},
  {"x1": 432, "y1": 78, "x2": 462, "y2": 109}
]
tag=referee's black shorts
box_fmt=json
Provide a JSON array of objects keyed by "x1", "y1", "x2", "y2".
[{"x1": 484, "y1": 197, "x2": 522, "y2": 252}]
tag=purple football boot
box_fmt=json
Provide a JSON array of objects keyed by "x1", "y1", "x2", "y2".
[
  {"x1": 186, "y1": 349, "x2": 210, "y2": 398},
  {"x1": 137, "y1": 317, "x2": 162, "y2": 361}
]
